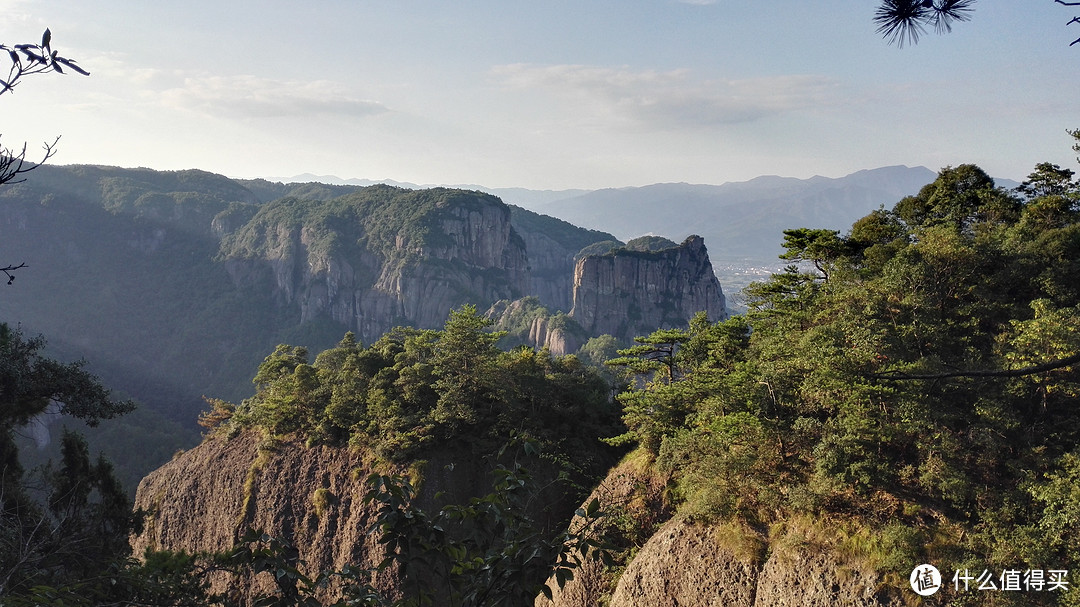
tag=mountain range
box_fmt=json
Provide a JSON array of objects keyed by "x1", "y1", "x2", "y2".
[
  {"x1": 0, "y1": 161, "x2": 1013, "y2": 489},
  {"x1": 278, "y1": 166, "x2": 958, "y2": 296},
  {"x1": 0, "y1": 164, "x2": 724, "y2": 489}
]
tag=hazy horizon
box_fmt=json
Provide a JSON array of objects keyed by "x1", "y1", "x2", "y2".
[{"x1": 2, "y1": 1, "x2": 1077, "y2": 190}]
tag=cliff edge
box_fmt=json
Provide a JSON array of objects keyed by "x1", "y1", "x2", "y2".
[
  {"x1": 540, "y1": 455, "x2": 907, "y2": 607},
  {"x1": 569, "y1": 235, "x2": 727, "y2": 342}
]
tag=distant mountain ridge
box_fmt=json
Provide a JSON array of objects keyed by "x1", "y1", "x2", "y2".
[
  {"x1": 538, "y1": 166, "x2": 940, "y2": 262},
  {"x1": 274, "y1": 166, "x2": 964, "y2": 267},
  {"x1": 270, "y1": 173, "x2": 590, "y2": 209}
]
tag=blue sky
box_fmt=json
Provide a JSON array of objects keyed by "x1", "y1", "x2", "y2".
[{"x1": 2, "y1": 0, "x2": 1078, "y2": 189}]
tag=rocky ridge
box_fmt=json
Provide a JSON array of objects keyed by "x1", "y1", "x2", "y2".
[
  {"x1": 133, "y1": 431, "x2": 583, "y2": 603},
  {"x1": 540, "y1": 455, "x2": 905, "y2": 607},
  {"x1": 569, "y1": 235, "x2": 728, "y2": 340},
  {"x1": 135, "y1": 434, "x2": 906, "y2": 607}
]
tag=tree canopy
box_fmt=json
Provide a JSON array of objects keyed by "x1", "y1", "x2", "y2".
[
  {"x1": 609, "y1": 162, "x2": 1080, "y2": 602},
  {"x1": 0, "y1": 327, "x2": 137, "y2": 599},
  {"x1": 220, "y1": 305, "x2": 621, "y2": 475}
]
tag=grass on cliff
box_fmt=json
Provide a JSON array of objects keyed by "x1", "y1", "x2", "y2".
[{"x1": 601, "y1": 164, "x2": 1080, "y2": 603}]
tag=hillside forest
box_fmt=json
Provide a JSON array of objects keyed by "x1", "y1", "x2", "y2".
[{"x1": 2, "y1": 158, "x2": 1080, "y2": 605}]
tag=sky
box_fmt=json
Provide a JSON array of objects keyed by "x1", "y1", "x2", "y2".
[{"x1": 1, "y1": 0, "x2": 1078, "y2": 190}]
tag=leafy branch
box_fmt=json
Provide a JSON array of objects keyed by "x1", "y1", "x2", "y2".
[
  {"x1": 0, "y1": 29, "x2": 87, "y2": 187},
  {"x1": 874, "y1": 0, "x2": 976, "y2": 47},
  {"x1": 871, "y1": 352, "x2": 1080, "y2": 380},
  {"x1": 0, "y1": 29, "x2": 88, "y2": 285},
  {"x1": 1, "y1": 261, "x2": 27, "y2": 285},
  {"x1": 1061, "y1": 0, "x2": 1080, "y2": 44}
]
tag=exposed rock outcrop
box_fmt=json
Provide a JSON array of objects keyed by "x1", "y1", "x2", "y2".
[
  {"x1": 486, "y1": 297, "x2": 587, "y2": 356},
  {"x1": 133, "y1": 433, "x2": 391, "y2": 600},
  {"x1": 604, "y1": 518, "x2": 904, "y2": 607},
  {"x1": 526, "y1": 313, "x2": 580, "y2": 356},
  {"x1": 538, "y1": 453, "x2": 671, "y2": 607},
  {"x1": 569, "y1": 235, "x2": 727, "y2": 341},
  {"x1": 133, "y1": 431, "x2": 582, "y2": 603},
  {"x1": 609, "y1": 520, "x2": 760, "y2": 607},
  {"x1": 507, "y1": 206, "x2": 621, "y2": 313},
  {"x1": 541, "y1": 455, "x2": 907, "y2": 607},
  {"x1": 221, "y1": 188, "x2": 534, "y2": 344}
]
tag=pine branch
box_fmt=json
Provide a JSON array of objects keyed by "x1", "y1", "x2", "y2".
[{"x1": 871, "y1": 352, "x2": 1080, "y2": 380}]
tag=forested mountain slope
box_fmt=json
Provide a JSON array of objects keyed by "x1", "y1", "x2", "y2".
[
  {"x1": 545, "y1": 163, "x2": 1080, "y2": 606},
  {"x1": 0, "y1": 164, "x2": 720, "y2": 489},
  {"x1": 125, "y1": 163, "x2": 1080, "y2": 606}
]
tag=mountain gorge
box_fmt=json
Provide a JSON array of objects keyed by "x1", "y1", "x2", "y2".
[
  {"x1": 0, "y1": 164, "x2": 727, "y2": 486},
  {"x1": 12, "y1": 162, "x2": 1031, "y2": 607}
]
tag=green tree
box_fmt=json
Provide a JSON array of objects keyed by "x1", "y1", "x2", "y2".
[
  {"x1": 0, "y1": 326, "x2": 136, "y2": 597},
  {"x1": 605, "y1": 163, "x2": 1080, "y2": 600},
  {"x1": 430, "y1": 305, "x2": 504, "y2": 432},
  {"x1": 779, "y1": 227, "x2": 849, "y2": 282}
]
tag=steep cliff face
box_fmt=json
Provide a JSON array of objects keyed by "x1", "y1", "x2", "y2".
[
  {"x1": 133, "y1": 431, "x2": 581, "y2": 603},
  {"x1": 525, "y1": 314, "x2": 580, "y2": 356},
  {"x1": 220, "y1": 188, "x2": 533, "y2": 344},
  {"x1": 486, "y1": 297, "x2": 588, "y2": 356},
  {"x1": 133, "y1": 432, "x2": 387, "y2": 600},
  {"x1": 605, "y1": 519, "x2": 903, "y2": 607},
  {"x1": 569, "y1": 235, "x2": 727, "y2": 341},
  {"x1": 541, "y1": 457, "x2": 906, "y2": 607},
  {"x1": 507, "y1": 206, "x2": 620, "y2": 313}
]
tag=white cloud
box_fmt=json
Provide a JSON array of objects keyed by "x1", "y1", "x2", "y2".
[
  {"x1": 0, "y1": 1, "x2": 40, "y2": 28},
  {"x1": 158, "y1": 74, "x2": 390, "y2": 120},
  {"x1": 491, "y1": 63, "x2": 841, "y2": 130}
]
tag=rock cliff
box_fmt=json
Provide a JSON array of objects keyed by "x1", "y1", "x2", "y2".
[
  {"x1": 540, "y1": 455, "x2": 906, "y2": 607},
  {"x1": 602, "y1": 518, "x2": 903, "y2": 607},
  {"x1": 507, "y1": 206, "x2": 620, "y2": 313},
  {"x1": 133, "y1": 432, "x2": 390, "y2": 600},
  {"x1": 569, "y1": 235, "x2": 727, "y2": 341},
  {"x1": 486, "y1": 297, "x2": 588, "y2": 356},
  {"x1": 132, "y1": 431, "x2": 583, "y2": 603},
  {"x1": 219, "y1": 187, "x2": 535, "y2": 344}
]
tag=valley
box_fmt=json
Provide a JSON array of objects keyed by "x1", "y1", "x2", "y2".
[{"x1": 7, "y1": 161, "x2": 1079, "y2": 606}]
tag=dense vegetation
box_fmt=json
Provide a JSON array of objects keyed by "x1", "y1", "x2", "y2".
[
  {"x1": 608, "y1": 163, "x2": 1080, "y2": 604},
  {"x1": 0, "y1": 324, "x2": 140, "y2": 599},
  {"x1": 217, "y1": 305, "x2": 620, "y2": 474},
  {"x1": 220, "y1": 185, "x2": 520, "y2": 270},
  {"x1": 1, "y1": 306, "x2": 622, "y2": 606},
  {"x1": 572, "y1": 235, "x2": 681, "y2": 263},
  {"x1": 0, "y1": 166, "x2": 616, "y2": 491}
]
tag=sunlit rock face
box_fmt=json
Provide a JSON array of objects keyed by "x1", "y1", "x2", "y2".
[
  {"x1": 222, "y1": 189, "x2": 532, "y2": 344},
  {"x1": 569, "y1": 235, "x2": 727, "y2": 341}
]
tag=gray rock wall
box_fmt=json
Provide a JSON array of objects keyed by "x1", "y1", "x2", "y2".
[{"x1": 569, "y1": 235, "x2": 727, "y2": 341}]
